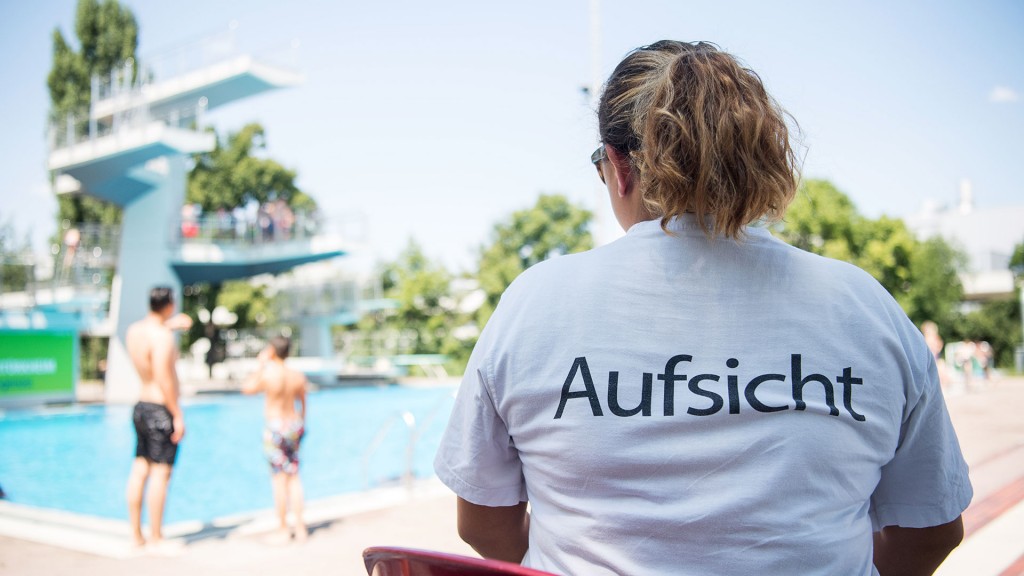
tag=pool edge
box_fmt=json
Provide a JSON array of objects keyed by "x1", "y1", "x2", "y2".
[{"x1": 0, "y1": 477, "x2": 452, "y2": 558}]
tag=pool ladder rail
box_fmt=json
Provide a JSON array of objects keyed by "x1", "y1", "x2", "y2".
[{"x1": 360, "y1": 390, "x2": 456, "y2": 490}]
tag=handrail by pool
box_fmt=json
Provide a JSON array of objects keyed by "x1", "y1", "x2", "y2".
[
  {"x1": 359, "y1": 390, "x2": 457, "y2": 491},
  {"x1": 360, "y1": 410, "x2": 416, "y2": 490}
]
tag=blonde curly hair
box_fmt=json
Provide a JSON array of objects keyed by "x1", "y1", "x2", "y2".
[{"x1": 598, "y1": 41, "x2": 799, "y2": 239}]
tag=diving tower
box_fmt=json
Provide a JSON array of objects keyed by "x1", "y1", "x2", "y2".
[{"x1": 47, "y1": 30, "x2": 343, "y2": 403}]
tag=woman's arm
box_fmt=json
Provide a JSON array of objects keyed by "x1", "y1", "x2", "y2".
[
  {"x1": 873, "y1": 516, "x2": 964, "y2": 576},
  {"x1": 457, "y1": 497, "x2": 530, "y2": 564}
]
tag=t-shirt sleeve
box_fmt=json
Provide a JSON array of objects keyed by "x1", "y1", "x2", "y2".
[
  {"x1": 869, "y1": 342, "x2": 973, "y2": 530},
  {"x1": 434, "y1": 331, "x2": 526, "y2": 507}
]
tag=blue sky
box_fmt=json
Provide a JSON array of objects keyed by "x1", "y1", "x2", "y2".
[{"x1": 1, "y1": 0, "x2": 1021, "y2": 271}]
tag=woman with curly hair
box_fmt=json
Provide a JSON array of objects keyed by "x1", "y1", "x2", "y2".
[{"x1": 436, "y1": 41, "x2": 970, "y2": 575}]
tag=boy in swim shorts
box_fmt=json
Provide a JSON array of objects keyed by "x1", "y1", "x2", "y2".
[
  {"x1": 243, "y1": 335, "x2": 308, "y2": 543},
  {"x1": 124, "y1": 286, "x2": 186, "y2": 550}
]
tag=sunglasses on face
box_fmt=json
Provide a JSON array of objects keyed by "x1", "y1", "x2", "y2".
[{"x1": 591, "y1": 145, "x2": 608, "y2": 183}]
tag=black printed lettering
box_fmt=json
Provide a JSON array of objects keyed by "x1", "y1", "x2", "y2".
[
  {"x1": 791, "y1": 354, "x2": 840, "y2": 416},
  {"x1": 836, "y1": 367, "x2": 866, "y2": 422},
  {"x1": 745, "y1": 374, "x2": 788, "y2": 412},
  {"x1": 554, "y1": 357, "x2": 604, "y2": 419},
  {"x1": 554, "y1": 354, "x2": 866, "y2": 422},
  {"x1": 607, "y1": 372, "x2": 653, "y2": 417},
  {"x1": 726, "y1": 358, "x2": 741, "y2": 414},
  {"x1": 657, "y1": 354, "x2": 692, "y2": 416},
  {"x1": 687, "y1": 374, "x2": 723, "y2": 416}
]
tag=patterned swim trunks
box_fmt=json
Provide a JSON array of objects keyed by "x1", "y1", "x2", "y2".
[{"x1": 263, "y1": 420, "x2": 304, "y2": 474}]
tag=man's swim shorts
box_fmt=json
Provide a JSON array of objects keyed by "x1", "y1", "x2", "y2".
[
  {"x1": 264, "y1": 420, "x2": 304, "y2": 475},
  {"x1": 133, "y1": 401, "x2": 178, "y2": 465}
]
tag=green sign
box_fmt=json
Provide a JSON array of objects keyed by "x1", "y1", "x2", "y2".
[{"x1": 0, "y1": 331, "x2": 77, "y2": 398}]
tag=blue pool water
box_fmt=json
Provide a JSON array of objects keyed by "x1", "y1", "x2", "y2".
[{"x1": 0, "y1": 385, "x2": 455, "y2": 524}]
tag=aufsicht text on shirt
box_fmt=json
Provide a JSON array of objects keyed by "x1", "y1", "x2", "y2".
[{"x1": 554, "y1": 354, "x2": 866, "y2": 421}]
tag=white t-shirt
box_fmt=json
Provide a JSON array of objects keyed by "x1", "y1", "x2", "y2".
[{"x1": 435, "y1": 216, "x2": 972, "y2": 576}]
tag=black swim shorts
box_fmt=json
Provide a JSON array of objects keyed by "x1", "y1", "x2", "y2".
[{"x1": 133, "y1": 402, "x2": 178, "y2": 464}]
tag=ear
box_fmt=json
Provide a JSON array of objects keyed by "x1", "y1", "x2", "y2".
[{"x1": 605, "y1": 145, "x2": 634, "y2": 197}]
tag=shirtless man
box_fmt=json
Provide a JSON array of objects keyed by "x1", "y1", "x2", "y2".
[
  {"x1": 242, "y1": 335, "x2": 308, "y2": 543},
  {"x1": 124, "y1": 286, "x2": 185, "y2": 549}
]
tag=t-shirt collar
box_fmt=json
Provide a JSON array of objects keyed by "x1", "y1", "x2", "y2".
[{"x1": 626, "y1": 214, "x2": 773, "y2": 240}]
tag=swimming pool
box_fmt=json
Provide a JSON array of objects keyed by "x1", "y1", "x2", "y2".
[{"x1": 0, "y1": 385, "x2": 455, "y2": 525}]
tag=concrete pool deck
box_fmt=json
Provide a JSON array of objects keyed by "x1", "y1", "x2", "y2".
[{"x1": 3, "y1": 376, "x2": 1024, "y2": 575}]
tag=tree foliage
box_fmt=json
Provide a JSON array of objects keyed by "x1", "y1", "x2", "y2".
[
  {"x1": 73, "y1": 0, "x2": 138, "y2": 78},
  {"x1": 48, "y1": 0, "x2": 138, "y2": 122},
  {"x1": 187, "y1": 123, "x2": 316, "y2": 213},
  {"x1": 903, "y1": 236, "x2": 967, "y2": 329},
  {"x1": 1011, "y1": 241, "x2": 1024, "y2": 273},
  {"x1": 0, "y1": 218, "x2": 33, "y2": 293},
  {"x1": 949, "y1": 299, "x2": 1021, "y2": 369},
  {"x1": 776, "y1": 180, "x2": 860, "y2": 262},
  {"x1": 48, "y1": 0, "x2": 139, "y2": 227},
  {"x1": 356, "y1": 240, "x2": 460, "y2": 357},
  {"x1": 48, "y1": 29, "x2": 90, "y2": 125},
  {"x1": 966, "y1": 240, "x2": 1023, "y2": 368},
  {"x1": 349, "y1": 195, "x2": 592, "y2": 374},
  {"x1": 179, "y1": 124, "x2": 316, "y2": 340},
  {"x1": 217, "y1": 280, "x2": 276, "y2": 329},
  {"x1": 476, "y1": 194, "x2": 593, "y2": 327}
]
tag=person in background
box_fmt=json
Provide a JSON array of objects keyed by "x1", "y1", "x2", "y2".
[
  {"x1": 125, "y1": 286, "x2": 185, "y2": 550},
  {"x1": 242, "y1": 335, "x2": 309, "y2": 544},
  {"x1": 180, "y1": 204, "x2": 199, "y2": 239},
  {"x1": 921, "y1": 321, "x2": 951, "y2": 389},
  {"x1": 272, "y1": 198, "x2": 295, "y2": 240},
  {"x1": 435, "y1": 40, "x2": 971, "y2": 575},
  {"x1": 61, "y1": 225, "x2": 80, "y2": 279},
  {"x1": 257, "y1": 202, "x2": 275, "y2": 241},
  {"x1": 954, "y1": 340, "x2": 977, "y2": 389},
  {"x1": 973, "y1": 340, "x2": 995, "y2": 383}
]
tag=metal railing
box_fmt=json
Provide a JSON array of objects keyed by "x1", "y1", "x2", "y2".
[
  {"x1": 126, "y1": 24, "x2": 299, "y2": 93},
  {"x1": 48, "y1": 95, "x2": 208, "y2": 151},
  {"x1": 0, "y1": 223, "x2": 117, "y2": 303},
  {"x1": 0, "y1": 254, "x2": 35, "y2": 301},
  {"x1": 177, "y1": 209, "x2": 322, "y2": 245},
  {"x1": 359, "y1": 389, "x2": 456, "y2": 490},
  {"x1": 275, "y1": 280, "x2": 362, "y2": 321}
]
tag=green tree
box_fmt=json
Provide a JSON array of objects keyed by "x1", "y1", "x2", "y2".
[
  {"x1": 476, "y1": 194, "x2": 593, "y2": 327},
  {"x1": 48, "y1": 0, "x2": 138, "y2": 227},
  {"x1": 856, "y1": 216, "x2": 916, "y2": 303},
  {"x1": 0, "y1": 218, "x2": 33, "y2": 294},
  {"x1": 903, "y1": 236, "x2": 966, "y2": 329},
  {"x1": 775, "y1": 179, "x2": 860, "y2": 262},
  {"x1": 187, "y1": 123, "x2": 316, "y2": 213},
  {"x1": 1011, "y1": 241, "x2": 1024, "y2": 272},
  {"x1": 217, "y1": 280, "x2": 276, "y2": 329},
  {"x1": 949, "y1": 299, "x2": 1021, "y2": 369},
  {"x1": 182, "y1": 123, "x2": 316, "y2": 346},
  {"x1": 959, "y1": 240, "x2": 1022, "y2": 369},
  {"x1": 356, "y1": 240, "x2": 459, "y2": 357}
]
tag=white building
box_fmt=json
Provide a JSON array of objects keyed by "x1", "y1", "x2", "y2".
[{"x1": 904, "y1": 180, "x2": 1024, "y2": 301}]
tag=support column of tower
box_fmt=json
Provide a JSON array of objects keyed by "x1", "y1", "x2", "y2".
[{"x1": 104, "y1": 156, "x2": 187, "y2": 403}]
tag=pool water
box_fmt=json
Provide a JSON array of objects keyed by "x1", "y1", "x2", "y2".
[{"x1": 0, "y1": 385, "x2": 455, "y2": 524}]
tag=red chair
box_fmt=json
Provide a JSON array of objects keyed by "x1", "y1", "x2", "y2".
[{"x1": 363, "y1": 546, "x2": 558, "y2": 576}]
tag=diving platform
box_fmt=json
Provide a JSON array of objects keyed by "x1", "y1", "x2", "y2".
[
  {"x1": 93, "y1": 54, "x2": 303, "y2": 120},
  {"x1": 44, "y1": 28, "x2": 334, "y2": 403},
  {"x1": 49, "y1": 125, "x2": 214, "y2": 205},
  {"x1": 173, "y1": 235, "x2": 347, "y2": 285}
]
